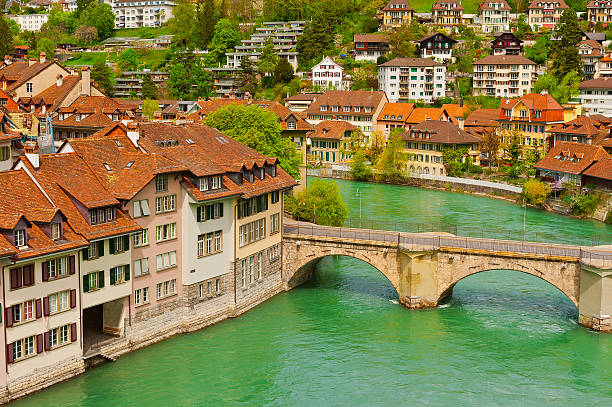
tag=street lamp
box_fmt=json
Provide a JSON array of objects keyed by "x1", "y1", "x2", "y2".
[
  {"x1": 522, "y1": 197, "x2": 527, "y2": 241},
  {"x1": 356, "y1": 188, "x2": 362, "y2": 227}
]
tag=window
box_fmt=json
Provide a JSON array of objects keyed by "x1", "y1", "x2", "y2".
[
  {"x1": 198, "y1": 177, "x2": 209, "y2": 191},
  {"x1": 239, "y1": 218, "x2": 266, "y2": 247},
  {"x1": 134, "y1": 287, "x2": 149, "y2": 305},
  {"x1": 85, "y1": 271, "x2": 103, "y2": 292},
  {"x1": 49, "y1": 290, "x2": 69, "y2": 314},
  {"x1": 51, "y1": 222, "x2": 62, "y2": 240},
  {"x1": 156, "y1": 223, "x2": 176, "y2": 241},
  {"x1": 133, "y1": 199, "x2": 150, "y2": 217},
  {"x1": 134, "y1": 258, "x2": 149, "y2": 277},
  {"x1": 215, "y1": 278, "x2": 220, "y2": 293},
  {"x1": 199, "y1": 283, "x2": 204, "y2": 298},
  {"x1": 287, "y1": 121, "x2": 296, "y2": 130},
  {"x1": 11, "y1": 335, "x2": 35, "y2": 361},
  {"x1": 155, "y1": 195, "x2": 176, "y2": 213},
  {"x1": 236, "y1": 195, "x2": 268, "y2": 219},
  {"x1": 26, "y1": 83, "x2": 33, "y2": 93},
  {"x1": 14, "y1": 229, "x2": 26, "y2": 247},
  {"x1": 11, "y1": 300, "x2": 35, "y2": 324},
  {"x1": 156, "y1": 251, "x2": 177, "y2": 271},
  {"x1": 90, "y1": 206, "x2": 115, "y2": 224},
  {"x1": 49, "y1": 325, "x2": 71, "y2": 348},
  {"x1": 241, "y1": 259, "x2": 246, "y2": 287},
  {"x1": 9, "y1": 265, "x2": 34, "y2": 289},
  {"x1": 48, "y1": 257, "x2": 68, "y2": 279},
  {"x1": 270, "y1": 213, "x2": 280, "y2": 234},
  {"x1": 133, "y1": 229, "x2": 148, "y2": 247},
  {"x1": 0, "y1": 146, "x2": 10, "y2": 161},
  {"x1": 267, "y1": 244, "x2": 280, "y2": 261},
  {"x1": 155, "y1": 174, "x2": 168, "y2": 192},
  {"x1": 156, "y1": 279, "x2": 177, "y2": 299},
  {"x1": 110, "y1": 266, "x2": 128, "y2": 285},
  {"x1": 197, "y1": 231, "x2": 222, "y2": 256},
  {"x1": 257, "y1": 253, "x2": 262, "y2": 280},
  {"x1": 248, "y1": 255, "x2": 254, "y2": 283},
  {"x1": 197, "y1": 202, "x2": 223, "y2": 222},
  {"x1": 271, "y1": 191, "x2": 280, "y2": 204},
  {"x1": 211, "y1": 176, "x2": 221, "y2": 189}
]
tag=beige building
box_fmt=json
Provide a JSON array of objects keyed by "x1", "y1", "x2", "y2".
[
  {"x1": 587, "y1": 0, "x2": 612, "y2": 24},
  {"x1": 379, "y1": 0, "x2": 414, "y2": 30},
  {"x1": 431, "y1": 0, "x2": 464, "y2": 27},
  {"x1": 478, "y1": 0, "x2": 511, "y2": 33},
  {"x1": 473, "y1": 55, "x2": 537, "y2": 98},
  {"x1": 307, "y1": 120, "x2": 358, "y2": 165},
  {"x1": 527, "y1": 0, "x2": 569, "y2": 31}
]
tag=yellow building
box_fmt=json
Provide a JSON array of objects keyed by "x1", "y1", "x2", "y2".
[
  {"x1": 308, "y1": 120, "x2": 357, "y2": 165},
  {"x1": 379, "y1": 0, "x2": 414, "y2": 30}
]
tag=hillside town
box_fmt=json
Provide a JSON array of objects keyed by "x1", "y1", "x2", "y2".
[{"x1": 1, "y1": 0, "x2": 612, "y2": 404}]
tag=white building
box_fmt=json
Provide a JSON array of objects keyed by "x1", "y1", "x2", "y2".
[
  {"x1": 377, "y1": 57, "x2": 446, "y2": 103},
  {"x1": 580, "y1": 78, "x2": 612, "y2": 117},
  {"x1": 226, "y1": 52, "x2": 299, "y2": 71},
  {"x1": 8, "y1": 14, "x2": 49, "y2": 32},
  {"x1": 111, "y1": 0, "x2": 175, "y2": 28},
  {"x1": 311, "y1": 56, "x2": 345, "y2": 90},
  {"x1": 477, "y1": 0, "x2": 511, "y2": 33},
  {"x1": 472, "y1": 54, "x2": 537, "y2": 98}
]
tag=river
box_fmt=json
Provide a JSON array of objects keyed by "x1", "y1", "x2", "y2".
[{"x1": 13, "y1": 178, "x2": 612, "y2": 406}]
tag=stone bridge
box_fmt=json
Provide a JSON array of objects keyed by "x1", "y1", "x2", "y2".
[{"x1": 282, "y1": 221, "x2": 612, "y2": 332}]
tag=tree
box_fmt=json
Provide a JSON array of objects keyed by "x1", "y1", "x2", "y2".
[
  {"x1": 350, "y1": 149, "x2": 373, "y2": 181},
  {"x1": 534, "y1": 71, "x2": 581, "y2": 104},
  {"x1": 35, "y1": 37, "x2": 56, "y2": 59},
  {"x1": 258, "y1": 38, "x2": 279, "y2": 77},
  {"x1": 296, "y1": 17, "x2": 334, "y2": 66},
  {"x1": 513, "y1": 14, "x2": 533, "y2": 39},
  {"x1": 388, "y1": 21, "x2": 426, "y2": 58},
  {"x1": 74, "y1": 25, "x2": 98, "y2": 44},
  {"x1": 76, "y1": 0, "x2": 94, "y2": 17},
  {"x1": 195, "y1": 0, "x2": 217, "y2": 48},
  {"x1": 91, "y1": 60, "x2": 114, "y2": 96},
  {"x1": 480, "y1": 128, "x2": 501, "y2": 169},
  {"x1": 0, "y1": 17, "x2": 14, "y2": 59},
  {"x1": 167, "y1": 63, "x2": 191, "y2": 99},
  {"x1": 274, "y1": 57, "x2": 294, "y2": 84},
  {"x1": 142, "y1": 99, "x2": 159, "y2": 119},
  {"x1": 141, "y1": 74, "x2": 158, "y2": 99},
  {"x1": 118, "y1": 48, "x2": 138, "y2": 71},
  {"x1": 169, "y1": 0, "x2": 196, "y2": 47},
  {"x1": 190, "y1": 59, "x2": 214, "y2": 99},
  {"x1": 524, "y1": 32, "x2": 551, "y2": 65},
  {"x1": 78, "y1": 3, "x2": 115, "y2": 40},
  {"x1": 551, "y1": 9, "x2": 582, "y2": 80},
  {"x1": 366, "y1": 131, "x2": 387, "y2": 163},
  {"x1": 210, "y1": 18, "x2": 238, "y2": 50},
  {"x1": 237, "y1": 57, "x2": 259, "y2": 96},
  {"x1": 522, "y1": 179, "x2": 551, "y2": 206},
  {"x1": 204, "y1": 104, "x2": 302, "y2": 178},
  {"x1": 442, "y1": 146, "x2": 469, "y2": 176},
  {"x1": 376, "y1": 133, "x2": 408, "y2": 182},
  {"x1": 289, "y1": 179, "x2": 348, "y2": 226}
]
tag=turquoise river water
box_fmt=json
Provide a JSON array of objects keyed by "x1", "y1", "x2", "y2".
[{"x1": 13, "y1": 178, "x2": 612, "y2": 406}]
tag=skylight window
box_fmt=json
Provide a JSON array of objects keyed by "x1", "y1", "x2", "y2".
[
  {"x1": 103, "y1": 163, "x2": 112, "y2": 171},
  {"x1": 114, "y1": 140, "x2": 123, "y2": 148},
  {"x1": 185, "y1": 138, "x2": 195, "y2": 144},
  {"x1": 125, "y1": 161, "x2": 134, "y2": 169}
]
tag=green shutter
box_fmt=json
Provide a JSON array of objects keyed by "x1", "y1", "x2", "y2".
[
  {"x1": 123, "y1": 235, "x2": 130, "y2": 250},
  {"x1": 98, "y1": 270, "x2": 105, "y2": 288},
  {"x1": 110, "y1": 267, "x2": 116, "y2": 285},
  {"x1": 82, "y1": 248, "x2": 89, "y2": 261},
  {"x1": 98, "y1": 240, "x2": 104, "y2": 256},
  {"x1": 219, "y1": 203, "x2": 223, "y2": 218},
  {"x1": 83, "y1": 274, "x2": 89, "y2": 293},
  {"x1": 124, "y1": 264, "x2": 130, "y2": 281},
  {"x1": 206, "y1": 205, "x2": 212, "y2": 220},
  {"x1": 109, "y1": 238, "x2": 116, "y2": 254},
  {"x1": 197, "y1": 206, "x2": 202, "y2": 222},
  {"x1": 264, "y1": 194, "x2": 268, "y2": 210}
]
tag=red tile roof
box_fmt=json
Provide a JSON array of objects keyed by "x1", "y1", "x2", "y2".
[
  {"x1": 402, "y1": 120, "x2": 481, "y2": 144},
  {"x1": 465, "y1": 108, "x2": 501, "y2": 127},
  {"x1": 534, "y1": 141, "x2": 610, "y2": 175},
  {"x1": 7, "y1": 61, "x2": 67, "y2": 92},
  {"x1": 528, "y1": 0, "x2": 568, "y2": 8},
  {"x1": 377, "y1": 103, "x2": 415, "y2": 122},
  {"x1": 474, "y1": 54, "x2": 536, "y2": 65},
  {"x1": 432, "y1": 0, "x2": 464, "y2": 10},
  {"x1": 25, "y1": 75, "x2": 80, "y2": 113},
  {"x1": 353, "y1": 34, "x2": 390, "y2": 43},
  {"x1": 548, "y1": 116, "x2": 610, "y2": 141},
  {"x1": 583, "y1": 157, "x2": 612, "y2": 181},
  {"x1": 382, "y1": 0, "x2": 414, "y2": 11},
  {"x1": 306, "y1": 90, "x2": 387, "y2": 117},
  {"x1": 478, "y1": 0, "x2": 510, "y2": 11},
  {"x1": 580, "y1": 78, "x2": 612, "y2": 89},
  {"x1": 311, "y1": 120, "x2": 357, "y2": 140}
]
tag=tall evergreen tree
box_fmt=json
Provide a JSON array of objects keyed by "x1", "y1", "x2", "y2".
[
  {"x1": 257, "y1": 38, "x2": 279, "y2": 77},
  {"x1": 91, "y1": 60, "x2": 114, "y2": 97},
  {"x1": 0, "y1": 17, "x2": 14, "y2": 59},
  {"x1": 238, "y1": 57, "x2": 259, "y2": 97},
  {"x1": 196, "y1": 0, "x2": 217, "y2": 49},
  {"x1": 274, "y1": 57, "x2": 294, "y2": 84},
  {"x1": 551, "y1": 9, "x2": 582, "y2": 80},
  {"x1": 141, "y1": 74, "x2": 158, "y2": 99}
]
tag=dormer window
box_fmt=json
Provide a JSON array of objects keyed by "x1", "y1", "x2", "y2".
[
  {"x1": 51, "y1": 222, "x2": 62, "y2": 240},
  {"x1": 331, "y1": 106, "x2": 339, "y2": 112},
  {"x1": 364, "y1": 107, "x2": 372, "y2": 113},
  {"x1": 320, "y1": 105, "x2": 328, "y2": 111},
  {"x1": 90, "y1": 207, "x2": 115, "y2": 225},
  {"x1": 199, "y1": 177, "x2": 209, "y2": 191},
  {"x1": 14, "y1": 229, "x2": 26, "y2": 247},
  {"x1": 354, "y1": 107, "x2": 361, "y2": 112},
  {"x1": 287, "y1": 121, "x2": 296, "y2": 130},
  {"x1": 211, "y1": 176, "x2": 221, "y2": 189}
]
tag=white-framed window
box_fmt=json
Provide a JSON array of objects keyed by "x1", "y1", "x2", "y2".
[
  {"x1": 267, "y1": 244, "x2": 280, "y2": 261},
  {"x1": 11, "y1": 299, "x2": 35, "y2": 324},
  {"x1": 156, "y1": 279, "x2": 177, "y2": 299},
  {"x1": 133, "y1": 199, "x2": 150, "y2": 217},
  {"x1": 48, "y1": 257, "x2": 68, "y2": 279},
  {"x1": 248, "y1": 255, "x2": 254, "y2": 283},
  {"x1": 156, "y1": 251, "x2": 177, "y2": 271},
  {"x1": 51, "y1": 222, "x2": 62, "y2": 240},
  {"x1": 134, "y1": 287, "x2": 149, "y2": 305},
  {"x1": 155, "y1": 174, "x2": 168, "y2": 192},
  {"x1": 133, "y1": 229, "x2": 148, "y2": 247},
  {"x1": 238, "y1": 218, "x2": 266, "y2": 247},
  {"x1": 287, "y1": 121, "x2": 296, "y2": 130},
  {"x1": 110, "y1": 266, "x2": 125, "y2": 285},
  {"x1": 197, "y1": 231, "x2": 222, "y2": 256},
  {"x1": 155, "y1": 195, "x2": 176, "y2": 213},
  {"x1": 198, "y1": 177, "x2": 209, "y2": 191},
  {"x1": 257, "y1": 253, "x2": 262, "y2": 279},
  {"x1": 12, "y1": 335, "x2": 35, "y2": 361},
  {"x1": 26, "y1": 83, "x2": 33, "y2": 93},
  {"x1": 134, "y1": 258, "x2": 149, "y2": 277},
  {"x1": 49, "y1": 324, "x2": 70, "y2": 348},
  {"x1": 241, "y1": 259, "x2": 246, "y2": 287},
  {"x1": 197, "y1": 202, "x2": 223, "y2": 222},
  {"x1": 211, "y1": 176, "x2": 221, "y2": 189},
  {"x1": 270, "y1": 213, "x2": 280, "y2": 234},
  {"x1": 207, "y1": 281, "x2": 212, "y2": 295},
  {"x1": 49, "y1": 290, "x2": 69, "y2": 314},
  {"x1": 14, "y1": 229, "x2": 26, "y2": 247},
  {"x1": 215, "y1": 278, "x2": 220, "y2": 293},
  {"x1": 156, "y1": 223, "x2": 176, "y2": 241}
]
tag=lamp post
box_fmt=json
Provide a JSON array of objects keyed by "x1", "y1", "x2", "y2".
[
  {"x1": 356, "y1": 188, "x2": 362, "y2": 227},
  {"x1": 313, "y1": 204, "x2": 317, "y2": 224},
  {"x1": 522, "y1": 197, "x2": 527, "y2": 241}
]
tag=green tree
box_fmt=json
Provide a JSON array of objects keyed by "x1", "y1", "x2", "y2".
[
  {"x1": 35, "y1": 37, "x2": 56, "y2": 59},
  {"x1": 513, "y1": 14, "x2": 533, "y2": 39},
  {"x1": 524, "y1": 32, "x2": 551, "y2": 65},
  {"x1": 237, "y1": 57, "x2": 259, "y2": 96},
  {"x1": 258, "y1": 38, "x2": 279, "y2": 77},
  {"x1": 141, "y1": 74, "x2": 158, "y2": 99},
  {"x1": 376, "y1": 133, "x2": 408, "y2": 182},
  {"x1": 118, "y1": 48, "x2": 138, "y2": 71},
  {"x1": 442, "y1": 146, "x2": 469, "y2": 176},
  {"x1": 533, "y1": 71, "x2": 581, "y2": 103},
  {"x1": 169, "y1": 0, "x2": 196, "y2": 47},
  {"x1": 91, "y1": 60, "x2": 114, "y2": 96},
  {"x1": 167, "y1": 63, "x2": 192, "y2": 99},
  {"x1": 210, "y1": 18, "x2": 238, "y2": 50},
  {"x1": 551, "y1": 9, "x2": 582, "y2": 80},
  {"x1": 389, "y1": 21, "x2": 426, "y2": 58},
  {"x1": 296, "y1": 16, "x2": 334, "y2": 66},
  {"x1": 290, "y1": 179, "x2": 348, "y2": 226},
  {"x1": 190, "y1": 59, "x2": 214, "y2": 99},
  {"x1": 139, "y1": 27, "x2": 155, "y2": 39},
  {"x1": 142, "y1": 99, "x2": 159, "y2": 119},
  {"x1": 350, "y1": 149, "x2": 373, "y2": 181},
  {"x1": 204, "y1": 104, "x2": 302, "y2": 178},
  {"x1": 76, "y1": 0, "x2": 94, "y2": 17},
  {"x1": 79, "y1": 3, "x2": 115, "y2": 40},
  {"x1": 0, "y1": 17, "x2": 14, "y2": 59},
  {"x1": 196, "y1": 0, "x2": 217, "y2": 48},
  {"x1": 274, "y1": 57, "x2": 294, "y2": 84},
  {"x1": 522, "y1": 179, "x2": 551, "y2": 206}
]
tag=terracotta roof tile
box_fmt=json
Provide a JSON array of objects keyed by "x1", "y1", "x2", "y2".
[
  {"x1": 478, "y1": 0, "x2": 510, "y2": 11},
  {"x1": 580, "y1": 78, "x2": 612, "y2": 89},
  {"x1": 548, "y1": 116, "x2": 610, "y2": 140},
  {"x1": 406, "y1": 107, "x2": 447, "y2": 124},
  {"x1": 7, "y1": 61, "x2": 65, "y2": 92},
  {"x1": 432, "y1": 0, "x2": 464, "y2": 10},
  {"x1": 382, "y1": 0, "x2": 414, "y2": 11},
  {"x1": 25, "y1": 75, "x2": 80, "y2": 112},
  {"x1": 528, "y1": 0, "x2": 568, "y2": 8},
  {"x1": 54, "y1": 111, "x2": 115, "y2": 129},
  {"x1": 465, "y1": 108, "x2": 502, "y2": 127},
  {"x1": 0, "y1": 62, "x2": 29, "y2": 81},
  {"x1": 402, "y1": 120, "x2": 481, "y2": 144},
  {"x1": 534, "y1": 141, "x2": 609, "y2": 175},
  {"x1": 379, "y1": 57, "x2": 443, "y2": 67},
  {"x1": 353, "y1": 34, "x2": 390, "y2": 43},
  {"x1": 306, "y1": 90, "x2": 387, "y2": 117},
  {"x1": 311, "y1": 120, "x2": 357, "y2": 140},
  {"x1": 583, "y1": 157, "x2": 612, "y2": 181},
  {"x1": 377, "y1": 103, "x2": 415, "y2": 122}
]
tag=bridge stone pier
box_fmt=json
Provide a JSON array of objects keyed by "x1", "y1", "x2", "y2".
[{"x1": 282, "y1": 222, "x2": 612, "y2": 332}]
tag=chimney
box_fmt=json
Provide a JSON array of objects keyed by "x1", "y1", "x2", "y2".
[
  {"x1": 39, "y1": 52, "x2": 46, "y2": 63},
  {"x1": 29, "y1": 58, "x2": 37, "y2": 67},
  {"x1": 57, "y1": 74, "x2": 63, "y2": 87},
  {"x1": 541, "y1": 89, "x2": 548, "y2": 95},
  {"x1": 126, "y1": 122, "x2": 140, "y2": 147},
  {"x1": 4, "y1": 55, "x2": 11, "y2": 65},
  {"x1": 81, "y1": 67, "x2": 91, "y2": 95}
]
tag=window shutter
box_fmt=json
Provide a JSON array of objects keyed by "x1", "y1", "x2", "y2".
[
  {"x1": 70, "y1": 323, "x2": 77, "y2": 342},
  {"x1": 110, "y1": 268, "x2": 116, "y2": 285},
  {"x1": 44, "y1": 332, "x2": 50, "y2": 351},
  {"x1": 82, "y1": 247, "x2": 89, "y2": 261},
  {"x1": 206, "y1": 205, "x2": 212, "y2": 221},
  {"x1": 196, "y1": 206, "x2": 202, "y2": 222},
  {"x1": 43, "y1": 296, "x2": 50, "y2": 316},
  {"x1": 98, "y1": 270, "x2": 104, "y2": 288},
  {"x1": 133, "y1": 201, "x2": 142, "y2": 218},
  {"x1": 9, "y1": 268, "x2": 18, "y2": 289},
  {"x1": 264, "y1": 194, "x2": 268, "y2": 210},
  {"x1": 124, "y1": 265, "x2": 130, "y2": 281},
  {"x1": 70, "y1": 289, "x2": 76, "y2": 308},
  {"x1": 6, "y1": 343, "x2": 14, "y2": 364},
  {"x1": 109, "y1": 238, "x2": 116, "y2": 254},
  {"x1": 69, "y1": 255, "x2": 75, "y2": 275},
  {"x1": 83, "y1": 274, "x2": 90, "y2": 293},
  {"x1": 36, "y1": 334, "x2": 43, "y2": 354},
  {"x1": 26, "y1": 265, "x2": 34, "y2": 285},
  {"x1": 141, "y1": 200, "x2": 150, "y2": 216},
  {"x1": 123, "y1": 235, "x2": 130, "y2": 250},
  {"x1": 42, "y1": 261, "x2": 49, "y2": 281},
  {"x1": 5, "y1": 307, "x2": 13, "y2": 327},
  {"x1": 35, "y1": 298, "x2": 42, "y2": 318},
  {"x1": 22, "y1": 266, "x2": 32, "y2": 286},
  {"x1": 219, "y1": 203, "x2": 223, "y2": 218},
  {"x1": 97, "y1": 240, "x2": 104, "y2": 256}
]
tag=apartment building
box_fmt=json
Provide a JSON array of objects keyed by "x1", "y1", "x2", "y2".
[
  {"x1": 478, "y1": 0, "x2": 511, "y2": 33},
  {"x1": 112, "y1": 0, "x2": 175, "y2": 28},
  {"x1": 7, "y1": 14, "x2": 49, "y2": 32},
  {"x1": 353, "y1": 34, "x2": 390, "y2": 62},
  {"x1": 587, "y1": 0, "x2": 612, "y2": 24},
  {"x1": 417, "y1": 33, "x2": 457, "y2": 63},
  {"x1": 580, "y1": 78, "x2": 612, "y2": 117},
  {"x1": 304, "y1": 90, "x2": 388, "y2": 135},
  {"x1": 311, "y1": 57, "x2": 346, "y2": 90},
  {"x1": 378, "y1": 57, "x2": 446, "y2": 103},
  {"x1": 472, "y1": 55, "x2": 537, "y2": 98},
  {"x1": 527, "y1": 0, "x2": 568, "y2": 31},
  {"x1": 401, "y1": 120, "x2": 481, "y2": 175},
  {"x1": 113, "y1": 71, "x2": 169, "y2": 98},
  {"x1": 578, "y1": 40, "x2": 604, "y2": 79},
  {"x1": 379, "y1": 0, "x2": 414, "y2": 30},
  {"x1": 431, "y1": 0, "x2": 464, "y2": 27}
]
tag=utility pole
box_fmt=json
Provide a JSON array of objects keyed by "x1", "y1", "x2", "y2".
[
  {"x1": 357, "y1": 188, "x2": 362, "y2": 227},
  {"x1": 523, "y1": 197, "x2": 527, "y2": 241}
]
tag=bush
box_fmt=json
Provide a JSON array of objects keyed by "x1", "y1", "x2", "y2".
[
  {"x1": 287, "y1": 179, "x2": 348, "y2": 226},
  {"x1": 569, "y1": 190, "x2": 600, "y2": 217},
  {"x1": 522, "y1": 179, "x2": 551, "y2": 206},
  {"x1": 468, "y1": 164, "x2": 483, "y2": 174}
]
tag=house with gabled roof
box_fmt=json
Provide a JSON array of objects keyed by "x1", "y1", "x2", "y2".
[
  {"x1": 527, "y1": 0, "x2": 568, "y2": 30},
  {"x1": 308, "y1": 120, "x2": 358, "y2": 164},
  {"x1": 431, "y1": 0, "x2": 464, "y2": 28},
  {"x1": 578, "y1": 39, "x2": 604, "y2": 79},
  {"x1": 547, "y1": 116, "x2": 612, "y2": 147},
  {"x1": 376, "y1": 102, "x2": 415, "y2": 137},
  {"x1": 379, "y1": 0, "x2": 414, "y2": 30},
  {"x1": 534, "y1": 141, "x2": 610, "y2": 186},
  {"x1": 478, "y1": 0, "x2": 511, "y2": 33},
  {"x1": 0, "y1": 54, "x2": 70, "y2": 100}
]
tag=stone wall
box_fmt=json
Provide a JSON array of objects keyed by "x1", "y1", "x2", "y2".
[{"x1": 234, "y1": 246, "x2": 283, "y2": 316}]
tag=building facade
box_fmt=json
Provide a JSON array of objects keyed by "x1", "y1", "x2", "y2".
[
  {"x1": 378, "y1": 57, "x2": 446, "y2": 103},
  {"x1": 587, "y1": 0, "x2": 612, "y2": 24},
  {"x1": 379, "y1": 0, "x2": 414, "y2": 30},
  {"x1": 311, "y1": 56, "x2": 346, "y2": 90},
  {"x1": 580, "y1": 78, "x2": 612, "y2": 117},
  {"x1": 478, "y1": 0, "x2": 511, "y2": 33},
  {"x1": 491, "y1": 32, "x2": 523, "y2": 55},
  {"x1": 527, "y1": 0, "x2": 569, "y2": 30},
  {"x1": 472, "y1": 55, "x2": 537, "y2": 97},
  {"x1": 111, "y1": 0, "x2": 175, "y2": 28},
  {"x1": 353, "y1": 34, "x2": 390, "y2": 62},
  {"x1": 7, "y1": 14, "x2": 49, "y2": 32},
  {"x1": 431, "y1": 0, "x2": 464, "y2": 27},
  {"x1": 417, "y1": 33, "x2": 457, "y2": 63}
]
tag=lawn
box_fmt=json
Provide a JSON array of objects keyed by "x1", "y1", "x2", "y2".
[
  {"x1": 112, "y1": 26, "x2": 172, "y2": 38},
  {"x1": 408, "y1": 0, "x2": 482, "y2": 14},
  {"x1": 64, "y1": 49, "x2": 167, "y2": 69}
]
